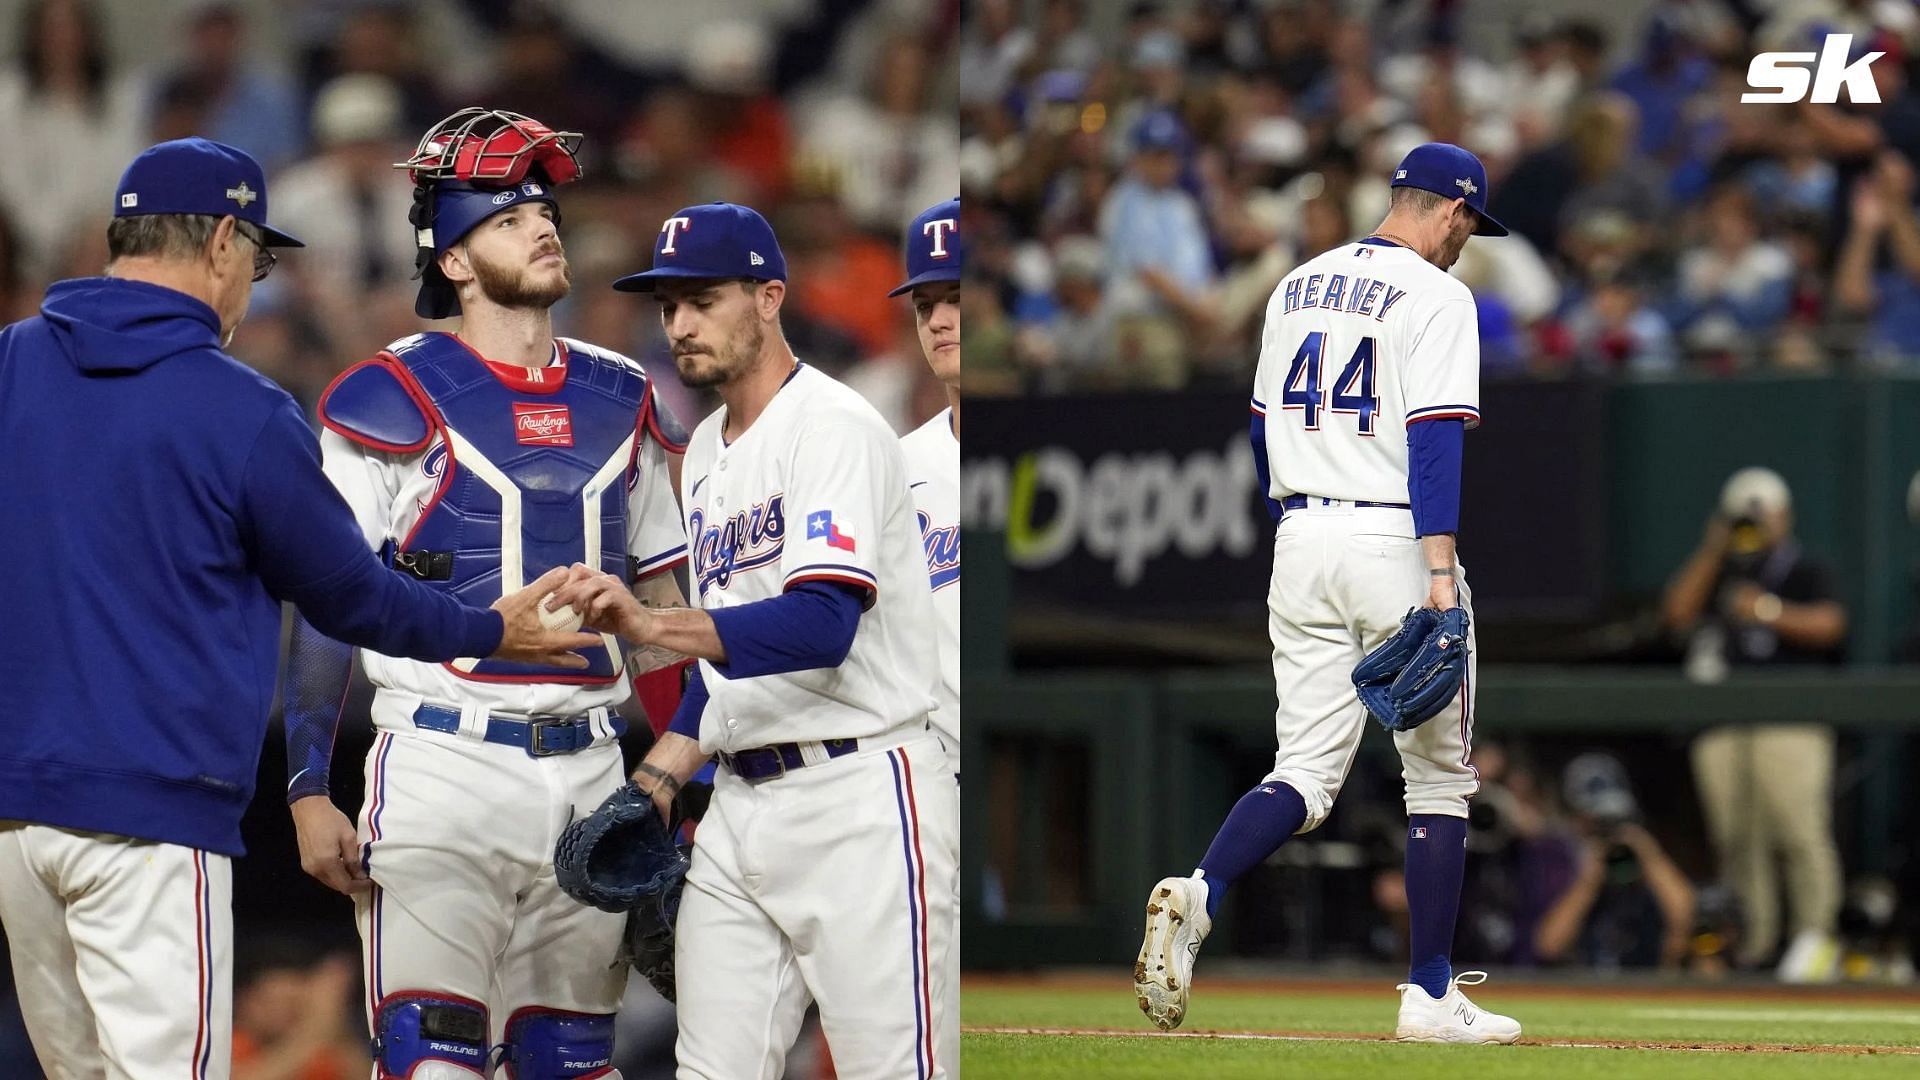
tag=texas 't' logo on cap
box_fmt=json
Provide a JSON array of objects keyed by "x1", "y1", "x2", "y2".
[{"x1": 924, "y1": 217, "x2": 958, "y2": 259}]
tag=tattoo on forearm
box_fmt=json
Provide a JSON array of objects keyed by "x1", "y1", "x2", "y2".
[
  {"x1": 626, "y1": 643, "x2": 686, "y2": 674},
  {"x1": 635, "y1": 763, "x2": 682, "y2": 798}
]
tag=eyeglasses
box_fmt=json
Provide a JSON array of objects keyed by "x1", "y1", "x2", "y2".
[{"x1": 235, "y1": 225, "x2": 276, "y2": 283}]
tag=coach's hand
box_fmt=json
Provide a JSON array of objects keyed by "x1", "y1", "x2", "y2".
[
  {"x1": 491, "y1": 565, "x2": 605, "y2": 668},
  {"x1": 551, "y1": 566, "x2": 655, "y2": 643},
  {"x1": 290, "y1": 795, "x2": 371, "y2": 896}
]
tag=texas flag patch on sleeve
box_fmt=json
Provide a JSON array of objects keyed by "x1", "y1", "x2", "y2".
[{"x1": 806, "y1": 510, "x2": 856, "y2": 552}]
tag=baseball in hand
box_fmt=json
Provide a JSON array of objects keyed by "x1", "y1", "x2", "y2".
[{"x1": 539, "y1": 593, "x2": 584, "y2": 633}]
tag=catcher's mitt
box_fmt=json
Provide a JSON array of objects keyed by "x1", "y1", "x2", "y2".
[
  {"x1": 1352, "y1": 607, "x2": 1470, "y2": 732},
  {"x1": 554, "y1": 781, "x2": 689, "y2": 914}
]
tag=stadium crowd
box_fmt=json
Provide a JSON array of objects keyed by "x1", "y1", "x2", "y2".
[
  {"x1": 962, "y1": 0, "x2": 1920, "y2": 393},
  {"x1": 0, "y1": 0, "x2": 957, "y2": 435}
]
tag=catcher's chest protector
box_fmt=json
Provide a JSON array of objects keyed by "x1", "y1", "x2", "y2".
[{"x1": 390, "y1": 332, "x2": 648, "y2": 682}]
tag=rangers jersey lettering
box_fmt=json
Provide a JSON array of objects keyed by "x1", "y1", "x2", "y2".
[
  {"x1": 681, "y1": 364, "x2": 938, "y2": 752},
  {"x1": 900, "y1": 407, "x2": 958, "y2": 753}
]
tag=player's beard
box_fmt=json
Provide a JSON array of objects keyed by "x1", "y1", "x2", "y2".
[
  {"x1": 470, "y1": 245, "x2": 572, "y2": 310},
  {"x1": 675, "y1": 305, "x2": 765, "y2": 388}
]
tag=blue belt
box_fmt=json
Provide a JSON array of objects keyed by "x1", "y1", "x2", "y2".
[
  {"x1": 1280, "y1": 494, "x2": 1411, "y2": 511},
  {"x1": 411, "y1": 704, "x2": 622, "y2": 758},
  {"x1": 720, "y1": 739, "x2": 859, "y2": 781}
]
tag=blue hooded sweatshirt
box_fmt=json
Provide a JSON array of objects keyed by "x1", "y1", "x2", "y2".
[{"x1": 0, "y1": 278, "x2": 503, "y2": 856}]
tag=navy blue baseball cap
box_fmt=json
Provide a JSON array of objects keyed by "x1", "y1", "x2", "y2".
[
  {"x1": 889, "y1": 198, "x2": 961, "y2": 297},
  {"x1": 611, "y1": 202, "x2": 787, "y2": 292},
  {"x1": 113, "y1": 137, "x2": 304, "y2": 247},
  {"x1": 427, "y1": 179, "x2": 560, "y2": 257},
  {"x1": 1134, "y1": 109, "x2": 1188, "y2": 153},
  {"x1": 1389, "y1": 142, "x2": 1507, "y2": 236}
]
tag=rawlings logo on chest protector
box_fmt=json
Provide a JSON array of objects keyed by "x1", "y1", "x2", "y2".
[{"x1": 512, "y1": 402, "x2": 573, "y2": 446}]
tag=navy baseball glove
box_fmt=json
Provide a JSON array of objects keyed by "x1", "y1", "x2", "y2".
[
  {"x1": 1353, "y1": 607, "x2": 1470, "y2": 732},
  {"x1": 614, "y1": 845, "x2": 688, "y2": 1001},
  {"x1": 554, "y1": 781, "x2": 689, "y2": 914}
]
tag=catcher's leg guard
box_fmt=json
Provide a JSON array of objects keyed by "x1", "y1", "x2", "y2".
[
  {"x1": 501, "y1": 1007, "x2": 620, "y2": 1079},
  {"x1": 373, "y1": 992, "x2": 490, "y2": 1079}
]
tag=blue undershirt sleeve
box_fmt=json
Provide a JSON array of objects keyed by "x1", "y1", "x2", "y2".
[
  {"x1": 706, "y1": 581, "x2": 865, "y2": 680},
  {"x1": 1407, "y1": 418, "x2": 1465, "y2": 537},
  {"x1": 1250, "y1": 411, "x2": 1283, "y2": 521},
  {"x1": 667, "y1": 664, "x2": 708, "y2": 739},
  {"x1": 240, "y1": 401, "x2": 503, "y2": 660},
  {"x1": 283, "y1": 612, "x2": 354, "y2": 801}
]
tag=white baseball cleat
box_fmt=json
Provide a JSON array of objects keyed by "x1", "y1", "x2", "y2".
[
  {"x1": 1134, "y1": 875, "x2": 1212, "y2": 1031},
  {"x1": 1394, "y1": 970, "x2": 1521, "y2": 1044}
]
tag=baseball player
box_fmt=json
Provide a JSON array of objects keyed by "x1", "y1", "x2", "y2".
[
  {"x1": 1134, "y1": 143, "x2": 1522, "y2": 1043},
  {"x1": 0, "y1": 138, "x2": 595, "y2": 1080},
  {"x1": 280, "y1": 110, "x2": 691, "y2": 1078},
  {"x1": 549, "y1": 201, "x2": 956, "y2": 1078},
  {"x1": 892, "y1": 196, "x2": 961, "y2": 1078}
]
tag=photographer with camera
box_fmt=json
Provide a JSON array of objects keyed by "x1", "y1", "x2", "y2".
[
  {"x1": 1662, "y1": 467, "x2": 1849, "y2": 982},
  {"x1": 1532, "y1": 754, "x2": 1696, "y2": 971}
]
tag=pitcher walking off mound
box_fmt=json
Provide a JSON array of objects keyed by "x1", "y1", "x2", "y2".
[{"x1": 1134, "y1": 143, "x2": 1522, "y2": 1045}]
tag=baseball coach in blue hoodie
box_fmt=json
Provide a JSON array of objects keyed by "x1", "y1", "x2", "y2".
[{"x1": 0, "y1": 138, "x2": 603, "y2": 1079}]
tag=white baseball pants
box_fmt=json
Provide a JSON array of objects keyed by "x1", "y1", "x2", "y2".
[
  {"x1": 0, "y1": 821, "x2": 231, "y2": 1080},
  {"x1": 1260, "y1": 504, "x2": 1479, "y2": 831}
]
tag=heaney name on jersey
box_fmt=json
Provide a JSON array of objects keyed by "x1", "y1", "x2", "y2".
[{"x1": 1279, "y1": 273, "x2": 1411, "y2": 322}]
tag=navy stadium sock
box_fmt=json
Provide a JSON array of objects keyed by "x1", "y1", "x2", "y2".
[
  {"x1": 1194, "y1": 782, "x2": 1309, "y2": 921},
  {"x1": 1404, "y1": 813, "x2": 1468, "y2": 998}
]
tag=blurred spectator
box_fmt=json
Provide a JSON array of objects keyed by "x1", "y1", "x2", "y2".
[
  {"x1": 1099, "y1": 111, "x2": 1215, "y2": 329},
  {"x1": 1027, "y1": 234, "x2": 1113, "y2": 389},
  {"x1": 159, "y1": 3, "x2": 305, "y2": 170},
  {"x1": 797, "y1": 28, "x2": 957, "y2": 233},
  {"x1": 1531, "y1": 754, "x2": 1697, "y2": 971},
  {"x1": 780, "y1": 176, "x2": 903, "y2": 360},
  {"x1": 1562, "y1": 267, "x2": 1678, "y2": 375},
  {"x1": 270, "y1": 76, "x2": 417, "y2": 303},
  {"x1": 1608, "y1": 10, "x2": 1713, "y2": 164},
  {"x1": 1743, "y1": 110, "x2": 1840, "y2": 221},
  {"x1": 1837, "y1": 150, "x2": 1920, "y2": 364},
  {"x1": 685, "y1": 21, "x2": 795, "y2": 205},
  {"x1": 475, "y1": 8, "x2": 625, "y2": 152},
  {"x1": 957, "y1": 0, "x2": 1034, "y2": 107},
  {"x1": 1663, "y1": 468, "x2": 1849, "y2": 982},
  {"x1": 1671, "y1": 186, "x2": 1794, "y2": 363},
  {"x1": 1501, "y1": 15, "x2": 1581, "y2": 152},
  {"x1": 231, "y1": 939, "x2": 367, "y2": 1080},
  {"x1": 0, "y1": 0, "x2": 146, "y2": 280},
  {"x1": 310, "y1": 4, "x2": 446, "y2": 132}
]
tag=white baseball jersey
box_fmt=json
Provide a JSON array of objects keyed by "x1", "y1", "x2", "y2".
[
  {"x1": 673, "y1": 362, "x2": 955, "y2": 1078},
  {"x1": 900, "y1": 406, "x2": 959, "y2": 762},
  {"x1": 1245, "y1": 238, "x2": 1483, "y2": 830},
  {"x1": 682, "y1": 362, "x2": 940, "y2": 752},
  {"x1": 1252, "y1": 242, "x2": 1481, "y2": 505},
  {"x1": 320, "y1": 344, "x2": 687, "y2": 728}
]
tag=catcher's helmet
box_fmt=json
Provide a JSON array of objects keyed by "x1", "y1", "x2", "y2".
[{"x1": 397, "y1": 108, "x2": 583, "y2": 319}]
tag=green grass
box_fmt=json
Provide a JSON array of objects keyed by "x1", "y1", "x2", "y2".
[{"x1": 962, "y1": 980, "x2": 1920, "y2": 1079}]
